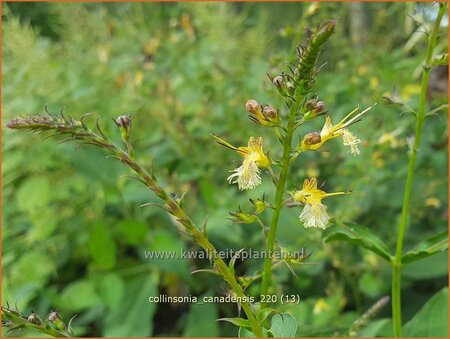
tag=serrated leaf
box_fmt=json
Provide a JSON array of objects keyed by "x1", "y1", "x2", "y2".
[
  {"x1": 269, "y1": 313, "x2": 297, "y2": 337},
  {"x1": 323, "y1": 223, "x2": 392, "y2": 262},
  {"x1": 402, "y1": 232, "x2": 448, "y2": 265},
  {"x1": 403, "y1": 288, "x2": 448, "y2": 337}
]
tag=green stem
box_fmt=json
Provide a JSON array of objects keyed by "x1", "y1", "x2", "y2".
[
  {"x1": 392, "y1": 4, "x2": 446, "y2": 337},
  {"x1": 117, "y1": 149, "x2": 264, "y2": 337},
  {"x1": 260, "y1": 100, "x2": 300, "y2": 303},
  {"x1": 1, "y1": 309, "x2": 70, "y2": 338}
]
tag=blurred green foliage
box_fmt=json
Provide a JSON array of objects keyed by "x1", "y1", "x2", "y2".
[{"x1": 2, "y1": 2, "x2": 448, "y2": 337}]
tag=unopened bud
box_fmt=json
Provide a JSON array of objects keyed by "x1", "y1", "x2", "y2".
[
  {"x1": 286, "y1": 81, "x2": 295, "y2": 94},
  {"x1": 315, "y1": 101, "x2": 326, "y2": 113},
  {"x1": 305, "y1": 99, "x2": 326, "y2": 113},
  {"x1": 28, "y1": 312, "x2": 43, "y2": 325},
  {"x1": 115, "y1": 115, "x2": 131, "y2": 129},
  {"x1": 229, "y1": 211, "x2": 257, "y2": 224},
  {"x1": 306, "y1": 2, "x2": 320, "y2": 16},
  {"x1": 272, "y1": 75, "x2": 283, "y2": 88},
  {"x1": 245, "y1": 100, "x2": 262, "y2": 115},
  {"x1": 2, "y1": 320, "x2": 12, "y2": 328},
  {"x1": 48, "y1": 311, "x2": 66, "y2": 330},
  {"x1": 314, "y1": 20, "x2": 336, "y2": 43},
  {"x1": 303, "y1": 132, "x2": 322, "y2": 146},
  {"x1": 249, "y1": 195, "x2": 270, "y2": 215},
  {"x1": 262, "y1": 105, "x2": 278, "y2": 122},
  {"x1": 304, "y1": 99, "x2": 326, "y2": 120},
  {"x1": 114, "y1": 114, "x2": 132, "y2": 145},
  {"x1": 305, "y1": 99, "x2": 317, "y2": 111}
]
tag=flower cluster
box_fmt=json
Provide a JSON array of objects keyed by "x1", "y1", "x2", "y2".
[{"x1": 213, "y1": 100, "x2": 372, "y2": 228}]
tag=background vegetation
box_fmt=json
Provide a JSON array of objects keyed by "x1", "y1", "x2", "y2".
[{"x1": 2, "y1": 2, "x2": 448, "y2": 337}]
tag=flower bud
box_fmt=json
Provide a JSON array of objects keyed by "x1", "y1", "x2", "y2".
[
  {"x1": 115, "y1": 115, "x2": 132, "y2": 129},
  {"x1": 314, "y1": 20, "x2": 336, "y2": 44},
  {"x1": 28, "y1": 312, "x2": 43, "y2": 325},
  {"x1": 304, "y1": 99, "x2": 326, "y2": 120},
  {"x1": 229, "y1": 211, "x2": 257, "y2": 224},
  {"x1": 303, "y1": 132, "x2": 322, "y2": 146},
  {"x1": 2, "y1": 320, "x2": 12, "y2": 327},
  {"x1": 315, "y1": 101, "x2": 326, "y2": 113},
  {"x1": 306, "y1": 2, "x2": 320, "y2": 16},
  {"x1": 305, "y1": 99, "x2": 317, "y2": 111},
  {"x1": 245, "y1": 100, "x2": 262, "y2": 115},
  {"x1": 115, "y1": 114, "x2": 132, "y2": 145},
  {"x1": 246, "y1": 100, "x2": 279, "y2": 127},
  {"x1": 272, "y1": 75, "x2": 284, "y2": 88},
  {"x1": 262, "y1": 105, "x2": 278, "y2": 122},
  {"x1": 48, "y1": 311, "x2": 66, "y2": 330},
  {"x1": 286, "y1": 81, "x2": 295, "y2": 94},
  {"x1": 250, "y1": 197, "x2": 267, "y2": 214}
]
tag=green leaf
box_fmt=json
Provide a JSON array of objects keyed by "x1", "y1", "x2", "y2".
[
  {"x1": 59, "y1": 279, "x2": 101, "y2": 312},
  {"x1": 403, "y1": 251, "x2": 448, "y2": 280},
  {"x1": 87, "y1": 223, "x2": 117, "y2": 269},
  {"x1": 358, "y1": 272, "x2": 387, "y2": 298},
  {"x1": 269, "y1": 313, "x2": 297, "y2": 337},
  {"x1": 104, "y1": 272, "x2": 158, "y2": 337},
  {"x1": 10, "y1": 252, "x2": 55, "y2": 288},
  {"x1": 117, "y1": 219, "x2": 148, "y2": 245},
  {"x1": 199, "y1": 177, "x2": 218, "y2": 208},
  {"x1": 359, "y1": 318, "x2": 391, "y2": 337},
  {"x1": 217, "y1": 317, "x2": 251, "y2": 329},
  {"x1": 403, "y1": 288, "x2": 448, "y2": 337},
  {"x1": 322, "y1": 223, "x2": 392, "y2": 262},
  {"x1": 16, "y1": 176, "x2": 51, "y2": 214},
  {"x1": 147, "y1": 230, "x2": 191, "y2": 279},
  {"x1": 402, "y1": 232, "x2": 448, "y2": 265},
  {"x1": 257, "y1": 307, "x2": 279, "y2": 324},
  {"x1": 98, "y1": 273, "x2": 124, "y2": 310},
  {"x1": 183, "y1": 292, "x2": 218, "y2": 337},
  {"x1": 238, "y1": 327, "x2": 256, "y2": 338}
]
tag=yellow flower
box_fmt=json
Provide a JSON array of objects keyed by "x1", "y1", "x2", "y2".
[
  {"x1": 313, "y1": 298, "x2": 330, "y2": 315},
  {"x1": 299, "y1": 105, "x2": 374, "y2": 155},
  {"x1": 212, "y1": 135, "x2": 270, "y2": 190},
  {"x1": 293, "y1": 178, "x2": 349, "y2": 229}
]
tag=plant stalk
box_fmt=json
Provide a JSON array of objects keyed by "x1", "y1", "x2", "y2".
[
  {"x1": 114, "y1": 147, "x2": 264, "y2": 337},
  {"x1": 6, "y1": 119, "x2": 264, "y2": 337},
  {"x1": 260, "y1": 100, "x2": 300, "y2": 303},
  {"x1": 391, "y1": 3, "x2": 446, "y2": 337}
]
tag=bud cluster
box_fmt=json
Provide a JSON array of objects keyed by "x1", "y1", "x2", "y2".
[
  {"x1": 1, "y1": 305, "x2": 74, "y2": 337},
  {"x1": 229, "y1": 196, "x2": 271, "y2": 224},
  {"x1": 304, "y1": 98, "x2": 327, "y2": 120},
  {"x1": 246, "y1": 100, "x2": 280, "y2": 126}
]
